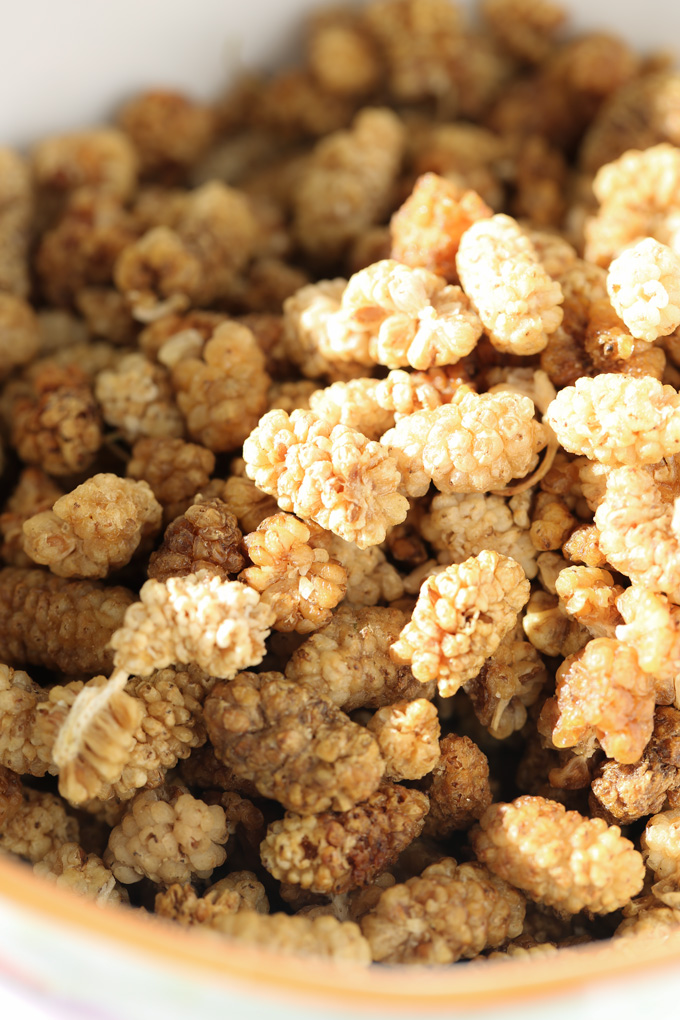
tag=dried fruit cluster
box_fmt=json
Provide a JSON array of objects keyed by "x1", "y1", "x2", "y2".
[{"x1": 2, "y1": 0, "x2": 680, "y2": 970}]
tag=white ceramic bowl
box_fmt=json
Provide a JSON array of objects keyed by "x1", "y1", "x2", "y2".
[{"x1": 1, "y1": 2, "x2": 680, "y2": 1016}]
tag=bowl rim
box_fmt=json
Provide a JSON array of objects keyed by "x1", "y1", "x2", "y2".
[{"x1": 2, "y1": 854, "x2": 680, "y2": 1012}]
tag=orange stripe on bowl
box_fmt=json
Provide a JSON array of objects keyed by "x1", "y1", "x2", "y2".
[{"x1": 2, "y1": 854, "x2": 680, "y2": 1014}]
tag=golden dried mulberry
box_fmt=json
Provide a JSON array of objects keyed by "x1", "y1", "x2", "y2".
[
  {"x1": 34, "y1": 842, "x2": 127, "y2": 905},
  {"x1": 607, "y1": 238, "x2": 680, "y2": 342},
  {"x1": 95, "y1": 352, "x2": 184, "y2": 441},
  {"x1": 243, "y1": 408, "x2": 408, "y2": 548},
  {"x1": 126, "y1": 437, "x2": 215, "y2": 524},
  {"x1": 471, "y1": 796, "x2": 645, "y2": 913},
  {"x1": 456, "y1": 214, "x2": 563, "y2": 355},
  {"x1": 381, "y1": 390, "x2": 547, "y2": 497},
  {"x1": 0, "y1": 788, "x2": 79, "y2": 864},
  {"x1": 390, "y1": 551, "x2": 530, "y2": 695},
  {"x1": 23, "y1": 475, "x2": 162, "y2": 579},
  {"x1": 546, "y1": 638, "x2": 654, "y2": 764},
  {"x1": 239, "y1": 513, "x2": 346, "y2": 633},
  {"x1": 170, "y1": 322, "x2": 270, "y2": 453},
  {"x1": 366, "y1": 700, "x2": 440, "y2": 780},
  {"x1": 390, "y1": 173, "x2": 492, "y2": 282},
  {"x1": 545, "y1": 375, "x2": 680, "y2": 466},
  {"x1": 464, "y1": 626, "x2": 547, "y2": 739},
  {"x1": 293, "y1": 108, "x2": 404, "y2": 261},
  {"x1": 109, "y1": 574, "x2": 274, "y2": 679},
  {"x1": 327, "y1": 259, "x2": 483, "y2": 370}
]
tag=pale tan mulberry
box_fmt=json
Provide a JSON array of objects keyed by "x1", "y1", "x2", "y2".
[
  {"x1": 95, "y1": 352, "x2": 184, "y2": 441},
  {"x1": 0, "y1": 664, "x2": 49, "y2": 777},
  {"x1": 10, "y1": 367, "x2": 103, "y2": 477},
  {"x1": 0, "y1": 788, "x2": 79, "y2": 864},
  {"x1": 420, "y1": 491, "x2": 538, "y2": 580},
  {"x1": 464, "y1": 626, "x2": 547, "y2": 739},
  {"x1": 170, "y1": 322, "x2": 270, "y2": 453},
  {"x1": 148, "y1": 499, "x2": 246, "y2": 584},
  {"x1": 362, "y1": 0, "x2": 463, "y2": 103},
  {"x1": 545, "y1": 375, "x2": 680, "y2": 466},
  {"x1": 545, "y1": 638, "x2": 655, "y2": 765},
  {"x1": 471, "y1": 796, "x2": 645, "y2": 913},
  {"x1": 104, "y1": 784, "x2": 228, "y2": 885},
  {"x1": 204, "y1": 671, "x2": 384, "y2": 814},
  {"x1": 75, "y1": 287, "x2": 136, "y2": 345},
  {"x1": 34, "y1": 843, "x2": 127, "y2": 905},
  {"x1": 360, "y1": 857, "x2": 525, "y2": 965},
  {"x1": 0, "y1": 567, "x2": 135, "y2": 676},
  {"x1": 0, "y1": 147, "x2": 32, "y2": 298},
  {"x1": 293, "y1": 108, "x2": 405, "y2": 261},
  {"x1": 584, "y1": 144, "x2": 680, "y2": 267},
  {"x1": 456, "y1": 214, "x2": 563, "y2": 355},
  {"x1": 280, "y1": 279, "x2": 367, "y2": 381},
  {"x1": 390, "y1": 173, "x2": 492, "y2": 282},
  {"x1": 422, "y1": 734, "x2": 493, "y2": 838},
  {"x1": 117, "y1": 89, "x2": 215, "y2": 182},
  {"x1": 109, "y1": 574, "x2": 274, "y2": 679},
  {"x1": 307, "y1": 13, "x2": 381, "y2": 98},
  {"x1": 562, "y1": 524, "x2": 607, "y2": 568},
  {"x1": 327, "y1": 259, "x2": 483, "y2": 370},
  {"x1": 607, "y1": 238, "x2": 680, "y2": 342},
  {"x1": 306, "y1": 527, "x2": 404, "y2": 606},
  {"x1": 113, "y1": 227, "x2": 201, "y2": 322},
  {"x1": 211, "y1": 910, "x2": 371, "y2": 963},
  {"x1": 367, "y1": 700, "x2": 440, "y2": 780},
  {"x1": 0, "y1": 469, "x2": 65, "y2": 568},
  {"x1": 242, "y1": 408, "x2": 408, "y2": 549},
  {"x1": 239, "y1": 513, "x2": 346, "y2": 634},
  {"x1": 35, "y1": 189, "x2": 139, "y2": 307},
  {"x1": 615, "y1": 902, "x2": 680, "y2": 940},
  {"x1": 32, "y1": 128, "x2": 137, "y2": 200},
  {"x1": 22, "y1": 475, "x2": 162, "y2": 580},
  {"x1": 536, "y1": 551, "x2": 571, "y2": 596},
  {"x1": 591, "y1": 707, "x2": 680, "y2": 824},
  {"x1": 595, "y1": 465, "x2": 680, "y2": 599},
  {"x1": 381, "y1": 391, "x2": 547, "y2": 498},
  {"x1": 308, "y1": 379, "x2": 395, "y2": 441},
  {"x1": 104, "y1": 666, "x2": 214, "y2": 801},
  {"x1": 482, "y1": 0, "x2": 565, "y2": 63},
  {"x1": 126, "y1": 437, "x2": 215, "y2": 524},
  {"x1": 261, "y1": 784, "x2": 429, "y2": 895},
  {"x1": 155, "y1": 872, "x2": 268, "y2": 926},
  {"x1": 529, "y1": 492, "x2": 576, "y2": 553},
  {"x1": 0, "y1": 294, "x2": 39, "y2": 381},
  {"x1": 118, "y1": 182, "x2": 258, "y2": 318},
  {"x1": 390, "y1": 551, "x2": 530, "y2": 695},
  {"x1": 555, "y1": 566, "x2": 624, "y2": 639},
  {"x1": 616, "y1": 586, "x2": 680, "y2": 685},
  {"x1": 285, "y1": 605, "x2": 430, "y2": 712}
]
